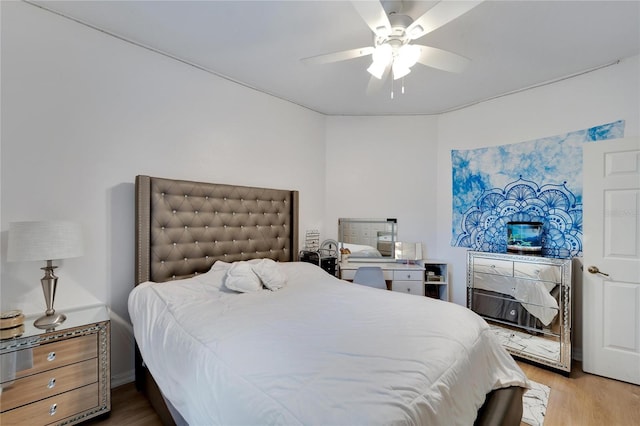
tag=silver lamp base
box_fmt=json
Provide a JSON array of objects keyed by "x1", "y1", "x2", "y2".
[
  {"x1": 34, "y1": 260, "x2": 67, "y2": 330},
  {"x1": 34, "y1": 312, "x2": 67, "y2": 329}
]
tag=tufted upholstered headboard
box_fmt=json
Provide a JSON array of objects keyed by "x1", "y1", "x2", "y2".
[{"x1": 135, "y1": 174, "x2": 299, "y2": 284}]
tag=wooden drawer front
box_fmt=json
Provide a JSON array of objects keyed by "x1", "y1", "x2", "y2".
[
  {"x1": 13, "y1": 334, "x2": 97, "y2": 381},
  {"x1": 513, "y1": 262, "x2": 561, "y2": 283},
  {"x1": 0, "y1": 359, "x2": 97, "y2": 413},
  {"x1": 0, "y1": 382, "x2": 98, "y2": 426},
  {"x1": 392, "y1": 270, "x2": 423, "y2": 281},
  {"x1": 473, "y1": 258, "x2": 513, "y2": 276},
  {"x1": 392, "y1": 281, "x2": 424, "y2": 296}
]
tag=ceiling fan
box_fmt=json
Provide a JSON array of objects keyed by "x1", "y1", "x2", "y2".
[{"x1": 302, "y1": 0, "x2": 484, "y2": 94}]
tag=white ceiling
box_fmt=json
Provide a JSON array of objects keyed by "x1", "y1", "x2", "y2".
[{"x1": 30, "y1": 0, "x2": 640, "y2": 116}]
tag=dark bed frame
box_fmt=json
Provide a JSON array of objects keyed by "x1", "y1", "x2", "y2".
[{"x1": 133, "y1": 175, "x2": 524, "y2": 426}]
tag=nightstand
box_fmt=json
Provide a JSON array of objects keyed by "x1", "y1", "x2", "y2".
[{"x1": 0, "y1": 305, "x2": 111, "y2": 425}]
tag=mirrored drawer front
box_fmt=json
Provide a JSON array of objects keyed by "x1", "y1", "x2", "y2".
[
  {"x1": 513, "y1": 262, "x2": 562, "y2": 283},
  {"x1": 0, "y1": 358, "x2": 97, "y2": 412},
  {"x1": 392, "y1": 270, "x2": 423, "y2": 281},
  {"x1": 473, "y1": 257, "x2": 513, "y2": 276},
  {"x1": 11, "y1": 334, "x2": 97, "y2": 381},
  {"x1": 0, "y1": 382, "x2": 99, "y2": 426},
  {"x1": 392, "y1": 281, "x2": 424, "y2": 296}
]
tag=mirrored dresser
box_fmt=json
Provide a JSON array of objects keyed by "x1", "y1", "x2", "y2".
[
  {"x1": 0, "y1": 305, "x2": 111, "y2": 425},
  {"x1": 467, "y1": 251, "x2": 572, "y2": 372}
]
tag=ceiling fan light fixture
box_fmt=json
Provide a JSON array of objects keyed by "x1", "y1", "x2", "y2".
[
  {"x1": 396, "y1": 44, "x2": 420, "y2": 68},
  {"x1": 392, "y1": 63, "x2": 411, "y2": 80},
  {"x1": 367, "y1": 44, "x2": 392, "y2": 79},
  {"x1": 367, "y1": 61, "x2": 387, "y2": 79},
  {"x1": 371, "y1": 44, "x2": 392, "y2": 63}
]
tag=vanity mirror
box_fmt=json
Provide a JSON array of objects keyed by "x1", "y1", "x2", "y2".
[{"x1": 338, "y1": 218, "x2": 397, "y2": 261}]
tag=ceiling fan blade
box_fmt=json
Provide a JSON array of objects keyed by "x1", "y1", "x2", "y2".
[
  {"x1": 350, "y1": 0, "x2": 391, "y2": 36},
  {"x1": 414, "y1": 45, "x2": 470, "y2": 73},
  {"x1": 407, "y1": 0, "x2": 484, "y2": 40},
  {"x1": 366, "y1": 63, "x2": 391, "y2": 95},
  {"x1": 301, "y1": 46, "x2": 375, "y2": 65}
]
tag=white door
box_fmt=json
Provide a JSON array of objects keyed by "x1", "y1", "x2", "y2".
[{"x1": 583, "y1": 137, "x2": 640, "y2": 385}]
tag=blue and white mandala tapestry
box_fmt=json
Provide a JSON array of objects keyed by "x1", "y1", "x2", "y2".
[{"x1": 451, "y1": 120, "x2": 625, "y2": 258}]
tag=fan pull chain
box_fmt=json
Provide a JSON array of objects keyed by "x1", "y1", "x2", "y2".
[{"x1": 390, "y1": 78, "x2": 408, "y2": 99}]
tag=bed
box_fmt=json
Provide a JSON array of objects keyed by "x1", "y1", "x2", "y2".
[{"x1": 130, "y1": 175, "x2": 528, "y2": 426}]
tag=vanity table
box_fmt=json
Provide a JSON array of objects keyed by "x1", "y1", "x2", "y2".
[{"x1": 340, "y1": 262, "x2": 425, "y2": 296}]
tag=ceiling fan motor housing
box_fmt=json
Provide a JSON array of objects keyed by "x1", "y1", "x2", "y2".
[{"x1": 375, "y1": 14, "x2": 413, "y2": 47}]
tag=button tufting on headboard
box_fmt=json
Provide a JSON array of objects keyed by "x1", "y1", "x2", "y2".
[{"x1": 135, "y1": 175, "x2": 299, "y2": 284}]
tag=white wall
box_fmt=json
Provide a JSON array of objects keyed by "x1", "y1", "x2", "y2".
[
  {"x1": 324, "y1": 115, "x2": 439, "y2": 255},
  {"x1": 1, "y1": 1, "x2": 326, "y2": 385}
]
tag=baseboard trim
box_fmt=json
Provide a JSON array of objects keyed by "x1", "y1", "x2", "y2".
[
  {"x1": 572, "y1": 348, "x2": 583, "y2": 362},
  {"x1": 111, "y1": 369, "x2": 135, "y2": 388}
]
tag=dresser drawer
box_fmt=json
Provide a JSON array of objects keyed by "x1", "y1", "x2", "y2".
[
  {"x1": 514, "y1": 262, "x2": 561, "y2": 283},
  {"x1": 11, "y1": 334, "x2": 97, "y2": 381},
  {"x1": 0, "y1": 358, "x2": 97, "y2": 412},
  {"x1": 392, "y1": 281, "x2": 424, "y2": 296},
  {"x1": 392, "y1": 270, "x2": 423, "y2": 281},
  {"x1": 473, "y1": 257, "x2": 513, "y2": 276},
  {"x1": 0, "y1": 383, "x2": 98, "y2": 426}
]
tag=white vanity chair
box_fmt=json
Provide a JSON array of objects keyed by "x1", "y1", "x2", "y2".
[{"x1": 352, "y1": 266, "x2": 387, "y2": 290}]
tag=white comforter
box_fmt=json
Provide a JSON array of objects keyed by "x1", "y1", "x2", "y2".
[{"x1": 129, "y1": 261, "x2": 528, "y2": 426}]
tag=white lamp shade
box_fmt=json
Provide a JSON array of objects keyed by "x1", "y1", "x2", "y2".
[{"x1": 7, "y1": 220, "x2": 84, "y2": 262}]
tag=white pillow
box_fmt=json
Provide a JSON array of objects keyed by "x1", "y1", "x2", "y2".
[
  {"x1": 252, "y1": 259, "x2": 287, "y2": 291},
  {"x1": 211, "y1": 261, "x2": 232, "y2": 271},
  {"x1": 223, "y1": 262, "x2": 262, "y2": 293}
]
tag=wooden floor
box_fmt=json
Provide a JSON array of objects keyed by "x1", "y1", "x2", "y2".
[
  {"x1": 87, "y1": 360, "x2": 639, "y2": 426},
  {"x1": 518, "y1": 360, "x2": 640, "y2": 426}
]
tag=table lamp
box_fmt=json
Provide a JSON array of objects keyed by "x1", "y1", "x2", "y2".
[{"x1": 7, "y1": 220, "x2": 83, "y2": 329}]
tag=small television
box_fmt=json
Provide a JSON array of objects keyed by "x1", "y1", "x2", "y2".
[{"x1": 506, "y1": 221, "x2": 543, "y2": 254}]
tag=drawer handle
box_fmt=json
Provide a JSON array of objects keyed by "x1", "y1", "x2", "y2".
[
  {"x1": 47, "y1": 352, "x2": 56, "y2": 361},
  {"x1": 48, "y1": 378, "x2": 56, "y2": 389},
  {"x1": 49, "y1": 403, "x2": 57, "y2": 416},
  {"x1": 407, "y1": 288, "x2": 411, "y2": 292}
]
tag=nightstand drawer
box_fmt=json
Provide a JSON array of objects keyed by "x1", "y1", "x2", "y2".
[
  {"x1": 392, "y1": 280, "x2": 424, "y2": 296},
  {"x1": 12, "y1": 334, "x2": 97, "y2": 381},
  {"x1": 392, "y1": 270, "x2": 423, "y2": 281},
  {"x1": 0, "y1": 383, "x2": 98, "y2": 426},
  {"x1": 0, "y1": 358, "x2": 97, "y2": 412}
]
